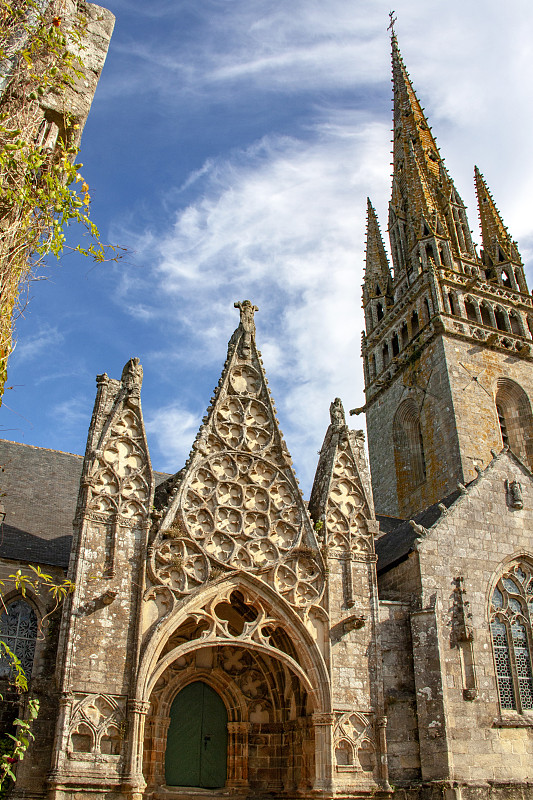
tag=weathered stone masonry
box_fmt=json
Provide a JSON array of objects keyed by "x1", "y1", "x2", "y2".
[{"x1": 2, "y1": 27, "x2": 533, "y2": 800}]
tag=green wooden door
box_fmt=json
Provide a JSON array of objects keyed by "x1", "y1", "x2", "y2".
[{"x1": 165, "y1": 681, "x2": 228, "y2": 788}]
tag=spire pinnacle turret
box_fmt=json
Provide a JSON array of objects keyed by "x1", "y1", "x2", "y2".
[
  {"x1": 474, "y1": 166, "x2": 521, "y2": 267},
  {"x1": 364, "y1": 198, "x2": 391, "y2": 287}
]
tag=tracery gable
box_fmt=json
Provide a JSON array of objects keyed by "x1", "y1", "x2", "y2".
[
  {"x1": 146, "y1": 302, "x2": 325, "y2": 621},
  {"x1": 309, "y1": 398, "x2": 375, "y2": 559}
]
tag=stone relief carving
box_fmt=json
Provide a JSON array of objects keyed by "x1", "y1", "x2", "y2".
[
  {"x1": 330, "y1": 397, "x2": 346, "y2": 431},
  {"x1": 84, "y1": 399, "x2": 150, "y2": 575},
  {"x1": 333, "y1": 711, "x2": 377, "y2": 774},
  {"x1": 68, "y1": 694, "x2": 126, "y2": 757},
  {"x1": 89, "y1": 407, "x2": 149, "y2": 519},
  {"x1": 506, "y1": 479, "x2": 523, "y2": 509},
  {"x1": 147, "y1": 304, "x2": 324, "y2": 614},
  {"x1": 325, "y1": 435, "x2": 371, "y2": 557},
  {"x1": 149, "y1": 587, "x2": 314, "y2": 703}
]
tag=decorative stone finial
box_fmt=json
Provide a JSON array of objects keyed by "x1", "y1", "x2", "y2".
[
  {"x1": 234, "y1": 300, "x2": 258, "y2": 356},
  {"x1": 330, "y1": 398, "x2": 346, "y2": 432},
  {"x1": 234, "y1": 300, "x2": 258, "y2": 333},
  {"x1": 506, "y1": 479, "x2": 523, "y2": 509},
  {"x1": 121, "y1": 357, "x2": 143, "y2": 392}
]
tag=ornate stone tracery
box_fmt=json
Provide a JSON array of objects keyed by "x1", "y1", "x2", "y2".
[
  {"x1": 324, "y1": 438, "x2": 372, "y2": 559},
  {"x1": 68, "y1": 694, "x2": 126, "y2": 757},
  {"x1": 146, "y1": 304, "x2": 325, "y2": 614},
  {"x1": 333, "y1": 711, "x2": 377, "y2": 775}
]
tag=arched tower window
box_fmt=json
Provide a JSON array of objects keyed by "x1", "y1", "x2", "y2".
[
  {"x1": 400, "y1": 322, "x2": 409, "y2": 349},
  {"x1": 490, "y1": 562, "x2": 533, "y2": 712},
  {"x1": 501, "y1": 270, "x2": 512, "y2": 289},
  {"x1": 393, "y1": 399, "x2": 427, "y2": 499},
  {"x1": 481, "y1": 302, "x2": 493, "y2": 328},
  {"x1": 495, "y1": 306, "x2": 509, "y2": 332},
  {"x1": 509, "y1": 311, "x2": 524, "y2": 336},
  {"x1": 464, "y1": 297, "x2": 477, "y2": 322},
  {"x1": 0, "y1": 599, "x2": 38, "y2": 679},
  {"x1": 495, "y1": 378, "x2": 533, "y2": 468}
]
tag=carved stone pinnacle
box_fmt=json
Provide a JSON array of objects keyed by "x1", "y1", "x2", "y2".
[
  {"x1": 234, "y1": 300, "x2": 258, "y2": 334},
  {"x1": 330, "y1": 397, "x2": 346, "y2": 431}
]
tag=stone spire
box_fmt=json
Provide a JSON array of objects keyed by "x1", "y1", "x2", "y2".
[
  {"x1": 475, "y1": 166, "x2": 522, "y2": 267},
  {"x1": 364, "y1": 198, "x2": 391, "y2": 288},
  {"x1": 389, "y1": 34, "x2": 476, "y2": 271},
  {"x1": 390, "y1": 34, "x2": 443, "y2": 220},
  {"x1": 363, "y1": 199, "x2": 392, "y2": 329}
]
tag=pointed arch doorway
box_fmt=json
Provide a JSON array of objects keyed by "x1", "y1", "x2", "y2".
[{"x1": 165, "y1": 681, "x2": 228, "y2": 789}]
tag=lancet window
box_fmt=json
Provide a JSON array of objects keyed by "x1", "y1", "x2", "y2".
[
  {"x1": 490, "y1": 562, "x2": 533, "y2": 712},
  {"x1": 495, "y1": 378, "x2": 533, "y2": 468},
  {"x1": 0, "y1": 599, "x2": 38, "y2": 679},
  {"x1": 393, "y1": 399, "x2": 426, "y2": 499}
]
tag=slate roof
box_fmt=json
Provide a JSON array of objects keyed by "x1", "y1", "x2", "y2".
[
  {"x1": 375, "y1": 487, "x2": 463, "y2": 575},
  {"x1": 0, "y1": 439, "x2": 170, "y2": 570}
]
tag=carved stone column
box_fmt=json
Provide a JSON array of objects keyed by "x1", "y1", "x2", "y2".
[
  {"x1": 376, "y1": 715, "x2": 391, "y2": 790},
  {"x1": 48, "y1": 692, "x2": 74, "y2": 782},
  {"x1": 122, "y1": 700, "x2": 151, "y2": 795},
  {"x1": 312, "y1": 712, "x2": 335, "y2": 793},
  {"x1": 226, "y1": 721, "x2": 250, "y2": 789}
]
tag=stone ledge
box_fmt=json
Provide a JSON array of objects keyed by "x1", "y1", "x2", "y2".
[{"x1": 492, "y1": 714, "x2": 533, "y2": 728}]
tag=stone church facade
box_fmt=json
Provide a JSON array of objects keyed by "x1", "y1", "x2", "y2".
[{"x1": 2, "y1": 32, "x2": 533, "y2": 800}]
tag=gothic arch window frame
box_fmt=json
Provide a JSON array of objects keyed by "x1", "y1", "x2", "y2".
[
  {"x1": 0, "y1": 595, "x2": 40, "y2": 681},
  {"x1": 464, "y1": 295, "x2": 478, "y2": 323},
  {"x1": 494, "y1": 378, "x2": 533, "y2": 469},
  {"x1": 489, "y1": 558, "x2": 533, "y2": 714},
  {"x1": 392, "y1": 398, "x2": 427, "y2": 499},
  {"x1": 509, "y1": 310, "x2": 525, "y2": 337}
]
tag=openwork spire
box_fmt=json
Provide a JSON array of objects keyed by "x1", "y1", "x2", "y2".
[
  {"x1": 364, "y1": 198, "x2": 391, "y2": 290},
  {"x1": 389, "y1": 32, "x2": 476, "y2": 267},
  {"x1": 390, "y1": 34, "x2": 444, "y2": 217},
  {"x1": 475, "y1": 166, "x2": 521, "y2": 266}
]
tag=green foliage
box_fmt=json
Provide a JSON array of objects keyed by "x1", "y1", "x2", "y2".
[
  {"x1": 0, "y1": 568, "x2": 75, "y2": 788},
  {"x1": 0, "y1": 0, "x2": 122, "y2": 403},
  {"x1": 0, "y1": 698, "x2": 39, "y2": 792}
]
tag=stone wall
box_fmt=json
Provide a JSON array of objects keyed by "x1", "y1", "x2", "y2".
[
  {"x1": 443, "y1": 337, "x2": 533, "y2": 484},
  {"x1": 379, "y1": 600, "x2": 421, "y2": 785},
  {"x1": 366, "y1": 334, "x2": 463, "y2": 518},
  {"x1": 414, "y1": 452, "x2": 533, "y2": 785}
]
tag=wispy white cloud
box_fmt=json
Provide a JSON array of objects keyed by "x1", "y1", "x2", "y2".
[
  {"x1": 114, "y1": 113, "x2": 391, "y2": 487},
  {"x1": 51, "y1": 396, "x2": 91, "y2": 431},
  {"x1": 144, "y1": 404, "x2": 202, "y2": 473},
  {"x1": 12, "y1": 325, "x2": 64, "y2": 363}
]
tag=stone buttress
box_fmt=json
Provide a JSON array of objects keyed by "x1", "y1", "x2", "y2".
[
  {"x1": 49, "y1": 359, "x2": 154, "y2": 800},
  {"x1": 309, "y1": 399, "x2": 389, "y2": 793}
]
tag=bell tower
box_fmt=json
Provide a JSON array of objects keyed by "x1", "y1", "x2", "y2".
[{"x1": 358, "y1": 33, "x2": 533, "y2": 519}]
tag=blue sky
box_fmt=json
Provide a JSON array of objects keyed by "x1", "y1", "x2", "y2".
[{"x1": 2, "y1": 0, "x2": 533, "y2": 494}]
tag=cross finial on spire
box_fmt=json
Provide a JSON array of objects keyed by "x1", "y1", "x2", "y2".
[
  {"x1": 388, "y1": 10, "x2": 397, "y2": 36},
  {"x1": 234, "y1": 300, "x2": 258, "y2": 333},
  {"x1": 234, "y1": 300, "x2": 258, "y2": 357}
]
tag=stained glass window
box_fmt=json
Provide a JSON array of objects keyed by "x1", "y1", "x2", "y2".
[
  {"x1": 0, "y1": 600, "x2": 38, "y2": 680},
  {"x1": 491, "y1": 563, "x2": 533, "y2": 713}
]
